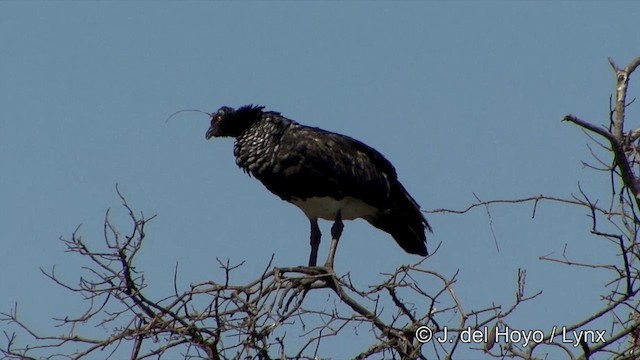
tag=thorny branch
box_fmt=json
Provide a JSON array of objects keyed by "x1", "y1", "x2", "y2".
[
  {"x1": 432, "y1": 56, "x2": 640, "y2": 359},
  {"x1": 0, "y1": 190, "x2": 533, "y2": 360},
  {"x1": 563, "y1": 56, "x2": 640, "y2": 209}
]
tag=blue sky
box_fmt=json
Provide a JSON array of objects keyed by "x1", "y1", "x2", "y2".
[{"x1": 1, "y1": 2, "x2": 639, "y2": 358}]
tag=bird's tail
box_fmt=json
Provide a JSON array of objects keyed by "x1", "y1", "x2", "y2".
[{"x1": 366, "y1": 190, "x2": 431, "y2": 256}]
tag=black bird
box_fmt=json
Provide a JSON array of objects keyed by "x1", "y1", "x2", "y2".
[{"x1": 206, "y1": 105, "x2": 432, "y2": 268}]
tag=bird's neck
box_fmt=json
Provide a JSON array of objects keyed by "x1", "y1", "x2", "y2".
[{"x1": 233, "y1": 118, "x2": 291, "y2": 175}]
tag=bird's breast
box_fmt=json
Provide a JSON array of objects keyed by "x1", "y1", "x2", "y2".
[{"x1": 290, "y1": 196, "x2": 378, "y2": 221}]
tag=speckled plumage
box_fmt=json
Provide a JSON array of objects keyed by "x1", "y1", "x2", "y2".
[{"x1": 206, "y1": 105, "x2": 432, "y2": 264}]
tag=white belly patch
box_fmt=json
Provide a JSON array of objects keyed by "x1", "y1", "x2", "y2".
[{"x1": 290, "y1": 196, "x2": 378, "y2": 220}]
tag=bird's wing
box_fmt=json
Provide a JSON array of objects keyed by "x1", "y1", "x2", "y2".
[{"x1": 254, "y1": 124, "x2": 396, "y2": 208}]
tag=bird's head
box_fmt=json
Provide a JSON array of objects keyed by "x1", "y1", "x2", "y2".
[{"x1": 206, "y1": 105, "x2": 265, "y2": 139}]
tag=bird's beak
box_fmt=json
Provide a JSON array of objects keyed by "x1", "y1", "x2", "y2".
[{"x1": 205, "y1": 126, "x2": 215, "y2": 140}]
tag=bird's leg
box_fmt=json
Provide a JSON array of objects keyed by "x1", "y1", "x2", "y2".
[
  {"x1": 308, "y1": 219, "x2": 321, "y2": 267},
  {"x1": 324, "y1": 211, "x2": 344, "y2": 269}
]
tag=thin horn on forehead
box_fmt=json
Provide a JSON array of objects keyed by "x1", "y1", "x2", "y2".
[{"x1": 165, "y1": 109, "x2": 212, "y2": 124}]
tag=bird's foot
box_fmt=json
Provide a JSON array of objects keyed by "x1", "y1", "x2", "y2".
[{"x1": 300, "y1": 264, "x2": 334, "y2": 274}]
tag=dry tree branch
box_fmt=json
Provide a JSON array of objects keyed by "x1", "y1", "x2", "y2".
[
  {"x1": 1, "y1": 189, "x2": 538, "y2": 360},
  {"x1": 429, "y1": 193, "x2": 615, "y2": 219},
  {"x1": 426, "y1": 56, "x2": 640, "y2": 360},
  {"x1": 564, "y1": 56, "x2": 640, "y2": 211},
  {"x1": 552, "y1": 56, "x2": 640, "y2": 359}
]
